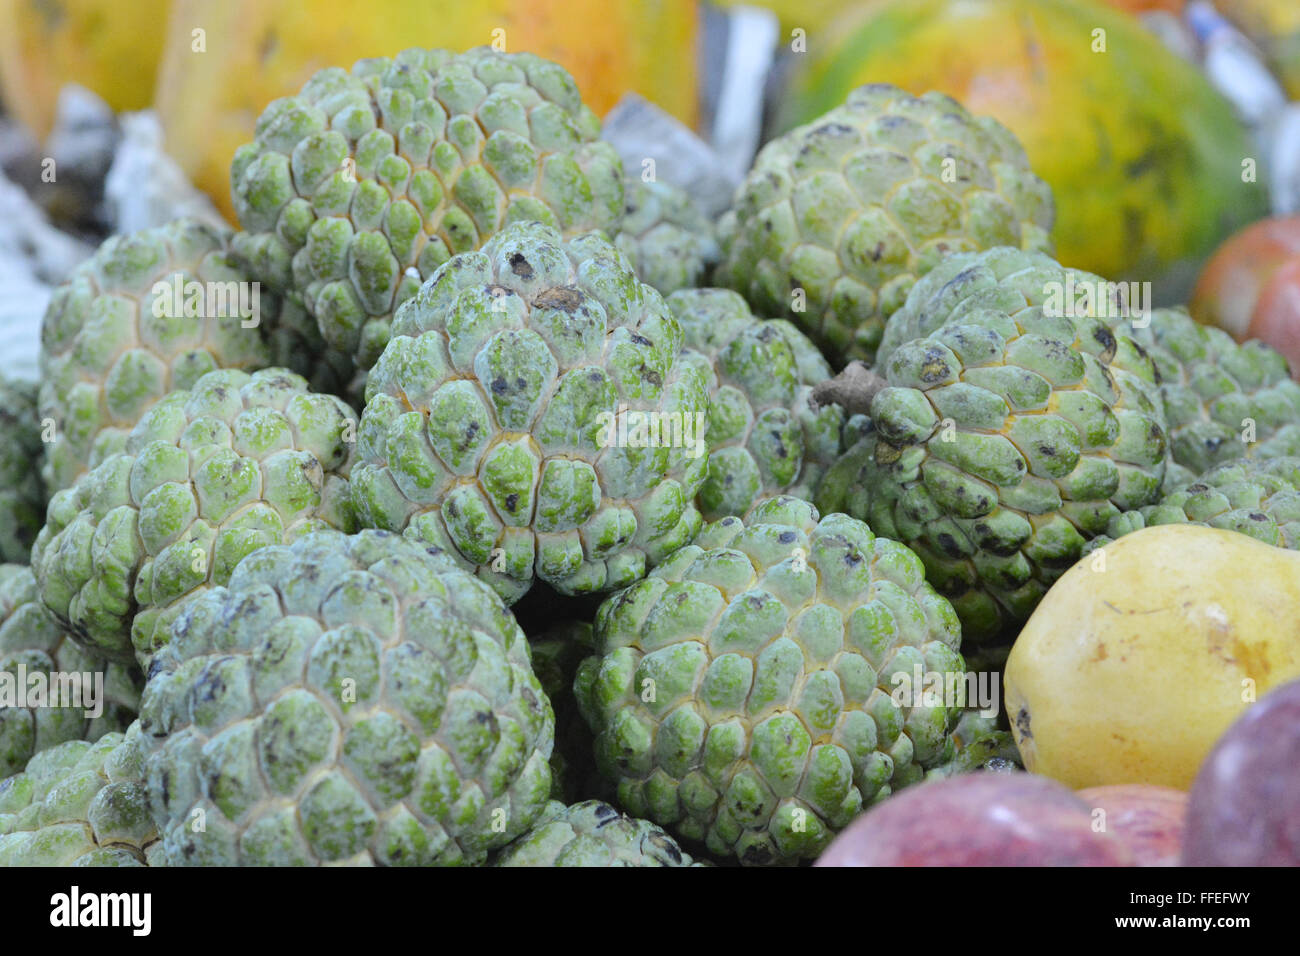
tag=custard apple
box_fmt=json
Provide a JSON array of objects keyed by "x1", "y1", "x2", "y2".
[
  {"x1": 614, "y1": 178, "x2": 719, "y2": 296},
  {"x1": 1118, "y1": 308, "x2": 1300, "y2": 490},
  {"x1": 817, "y1": 248, "x2": 1168, "y2": 643},
  {"x1": 0, "y1": 725, "x2": 160, "y2": 866},
  {"x1": 139, "y1": 529, "x2": 554, "y2": 866},
  {"x1": 1090, "y1": 456, "x2": 1300, "y2": 551},
  {"x1": 668, "y1": 288, "x2": 842, "y2": 520},
  {"x1": 0, "y1": 565, "x2": 142, "y2": 778},
  {"x1": 38, "y1": 219, "x2": 348, "y2": 492},
  {"x1": 494, "y1": 799, "x2": 703, "y2": 866},
  {"x1": 574, "y1": 496, "x2": 966, "y2": 866},
  {"x1": 0, "y1": 377, "x2": 46, "y2": 563},
  {"x1": 715, "y1": 84, "x2": 1054, "y2": 366},
  {"x1": 353, "y1": 221, "x2": 709, "y2": 604},
  {"x1": 32, "y1": 368, "x2": 357, "y2": 668},
  {"x1": 230, "y1": 46, "x2": 625, "y2": 371}
]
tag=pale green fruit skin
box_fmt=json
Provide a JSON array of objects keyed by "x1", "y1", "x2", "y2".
[
  {"x1": 614, "y1": 179, "x2": 719, "y2": 297},
  {"x1": 494, "y1": 799, "x2": 702, "y2": 866},
  {"x1": 574, "y1": 495, "x2": 965, "y2": 866},
  {"x1": 1118, "y1": 308, "x2": 1300, "y2": 491},
  {"x1": 0, "y1": 378, "x2": 46, "y2": 563},
  {"x1": 32, "y1": 368, "x2": 358, "y2": 669},
  {"x1": 0, "y1": 724, "x2": 158, "y2": 866},
  {"x1": 138, "y1": 529, "x2": 554, "y2": 867},
  {"x1": 352, "y1": 221, "x2": 709, "y2": 605},
  {"x1": 820, "y1": 248, "x2": 1168, "y2": 644},
  {"x1": 716, "y1": 84, "x2": 1054, "y2": 367},
  {"x1": 1090, "y1": 456, "x2": 1300, "y2": 552},
  {"x1": 231, "y1": 46, "x2": 625, "y2": 371},
  {"x1": 667, "y1": 289, "x2": 843, "y2": 521},
  {"x1": 0, "y1": 565, "x2": 142, "y2": 778}
]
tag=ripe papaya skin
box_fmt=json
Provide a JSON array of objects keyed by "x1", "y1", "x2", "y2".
[
  {"x1": 777, "y1": 0, "x2": 1269, "y2": 303},
  {"x1": 154, "y1": 0, "x2": 700, "y2": 224},
  {"x1": 0, "y1": 0, "x2": 169, "y2": 141}
]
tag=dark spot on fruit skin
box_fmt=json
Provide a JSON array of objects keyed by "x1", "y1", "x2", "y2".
[
  {"x1": 508, "y1": 253, "x2": 534, "y2": 279},
  {"x1": 505, "y1": 493, "x2": 519, "y2": 513},
  {"x1": 592, "y1": 803, "x2": 619, "y2": 824},
  {"x1": 491, "y1": 378, "x2": 507, "y2": 394},
  {"x1": 936, "y1": 532, "x2": 963, "y2": 558},
  {"x1": 1092, "y1": 326, "x2": 1117, "y2": 362},
  {"x1": 1015, "y1": 707, "x2": 1033, "y2": 740},
  {"x1": 777, "y1": 531, "x2": 796, "y2": 544},
  {"x1": 534, "y1": 286, "x2": 584, "y2": 312}
]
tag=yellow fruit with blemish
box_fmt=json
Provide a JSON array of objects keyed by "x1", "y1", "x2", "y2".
[{"x1": 1005, "y1": 524, "x2": 1300, "y2": 790}]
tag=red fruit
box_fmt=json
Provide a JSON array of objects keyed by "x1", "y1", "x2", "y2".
[
  {"x1": 815, "y1": 773, "x2": 1135, "y2": 867},
  {"x1": 1077, "y1": 785, "x2": 1188, "y2": 867},
  {"x1": 1191, "y1": 216, "x2": 1300, "y2": 378},
  {"x1": 1183, "y1": 679, "x2": 1300, "y2": 866}
]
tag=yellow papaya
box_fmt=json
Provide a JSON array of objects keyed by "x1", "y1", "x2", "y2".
[
  {"x1": 0, "y1": 0, "x2": 169, "y2": 141},
  {"x1": 154, "y1": 0, "x2": 700, "y2": 224},
  {"x1": 777, "y1": 0, "x2": 1269, "y2": 303}
]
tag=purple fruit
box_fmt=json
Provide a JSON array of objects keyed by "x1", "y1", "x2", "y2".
[
  {"x1": 816, "y1": 772, "x2": 1134, "y2": 867},
  {"x1": 1183, "y1": 678, "x2": 1300, "y2": 866}
]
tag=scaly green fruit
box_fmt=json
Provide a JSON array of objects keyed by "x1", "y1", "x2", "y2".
[
  {"x1": 230, "y1": 46, "x2": 625, "y2": 370},
  {"x1": 353, "y1": 221, "x2": 709, "y2": 604},
  {"x1": 139, "y1": 529, "x2": 554, "y2": 866},
  {"x1": 494, "y1": 799, "x2": 703, "y2": 866},
  {"x1": 0, "y1": 377, "x2": 46, "y2": 563},
  {"x1": 575, "y1": 495, "x2": 966, "y2": 866},
  {"x1": 614, "y1": 178, "x2": 719, "y2": 296}
]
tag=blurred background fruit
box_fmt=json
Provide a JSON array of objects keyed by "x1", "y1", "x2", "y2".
[
  {"x1": 0, "y1": 0, "x2": 169, "y2": 140},
  {"x1": 154, "y1": 0, "x2": 701, "y2": 223},
  {"x1": 1076, "y1": 785, "x2": 1188, "y2": 866},
  {"x1": 1005, "y1": 525, "x2": 1300, "y2": 790},
  {"x1": 1214, "y1": 0, "x2": 1300, "y2": 99},
  {"x1": 1182, "y1": 677, "x2": 1300, "y2": 866},
  {"x1": 1191, "y1": 215, "x2": 1300, "y2": 379},
  {"x1": 776, "y1": 0, "x2": 1269, "y2": 303}
]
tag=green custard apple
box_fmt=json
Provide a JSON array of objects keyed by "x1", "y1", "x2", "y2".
[
  {"x1": 574, "y1": 495, "x2": 967, "y2": 866},
  {"x1": 0, "y1": 725, "x2": 160, "y2": 866},
  {"x1": 0, "y1": 377, "x2": 46, "y2": 563},
  {"x1": 715, "y1": 84, "x2": 1054, "y2": 366},
  {"x1": 230, "y1": 46, "x2": 625, "y2": 371},
  {"x1": 0, "y1": 565, "x2": 142, "y2": 778},
  {"x1": 352, "y1": 221, "x2": 709, "y2": 604},
  {"x1": 494, "y1": 799, "x2": 703, "y2": 866},
  {"x1": 817, "y1": 248, "x2": 1168, "y2": 644},
  {"x1": 32, "y1": 368, "x2": 357, "y2": 668},
  {"x1": 614, "y1": 178, "x2": 719, "y2": 296},
  {"x1": 668, "y1": 288, "x2": 842, "y2": 520},
  {"x1": 138, "y1": 529, "x2": 554, "y2": 866}
]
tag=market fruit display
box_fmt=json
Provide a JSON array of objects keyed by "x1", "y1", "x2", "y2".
[
  {"x1": 352, "y1": 221, "x2": 708, "y2": 604},
  {"x1": 494, "y1": 799, "x2": 702, "y2": 866},
  {"x1": 154, "y1": 0, "x2": 700, "y2": 222},
  {"x1": 229, "y1": 46, "x2": 625, "y2": 370},
  {"x1": 0, "y1": 377, "x2": 45, "y2": 563},
  {"x1": 32, "y1": 368, "x2": 357, "y2": 668},
  {"x1": 1091, "y1": 456, "x2": 1300, "y2": 551},
  {"x1": 715, "y1": 83, "x2": 1054, "y2": 366},
  {"x1": 1182, "y1": 678, "x2": 1300, "y2": 866},
  {"x1": 818, "y1": 247, "x2": 1168, "y2": 643},
  {"x1": 668, "y1": 288, "x2": 842, "y2": 520},
  {"x1": 815, "y1": 772, "x2": 1135, "y2": 866},
  {"x1": 37, "y1": 219, "x2": 344, "y2": 492},
  {"x1": 0, "y1": 726, "x2": 159, "y2": 866},
  {"x1": 615, "y1": 179, "x2": 720, "y2": 297},
  {"x1": 1005, "y1": 524, "x2": 1300, "y2": 790},
  {"x1": 574, "y1": 495, "x2": 966, "y2": 866},
  {"x1": 138, "y1": 529, "x2": 554, "y2": 866},
  {"x1": 1077, "y1": 784, "x2": 1187, "y2": 867},
  {"x1": 1191, "y1": 216, "x2": 1300, "y2": 380},
  {"x1": 0, "y1": 566, "x2": 141, "y2": 778},
  {"x1": 777, "y1": 0, "x2": 1269, "y2": 303}
]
